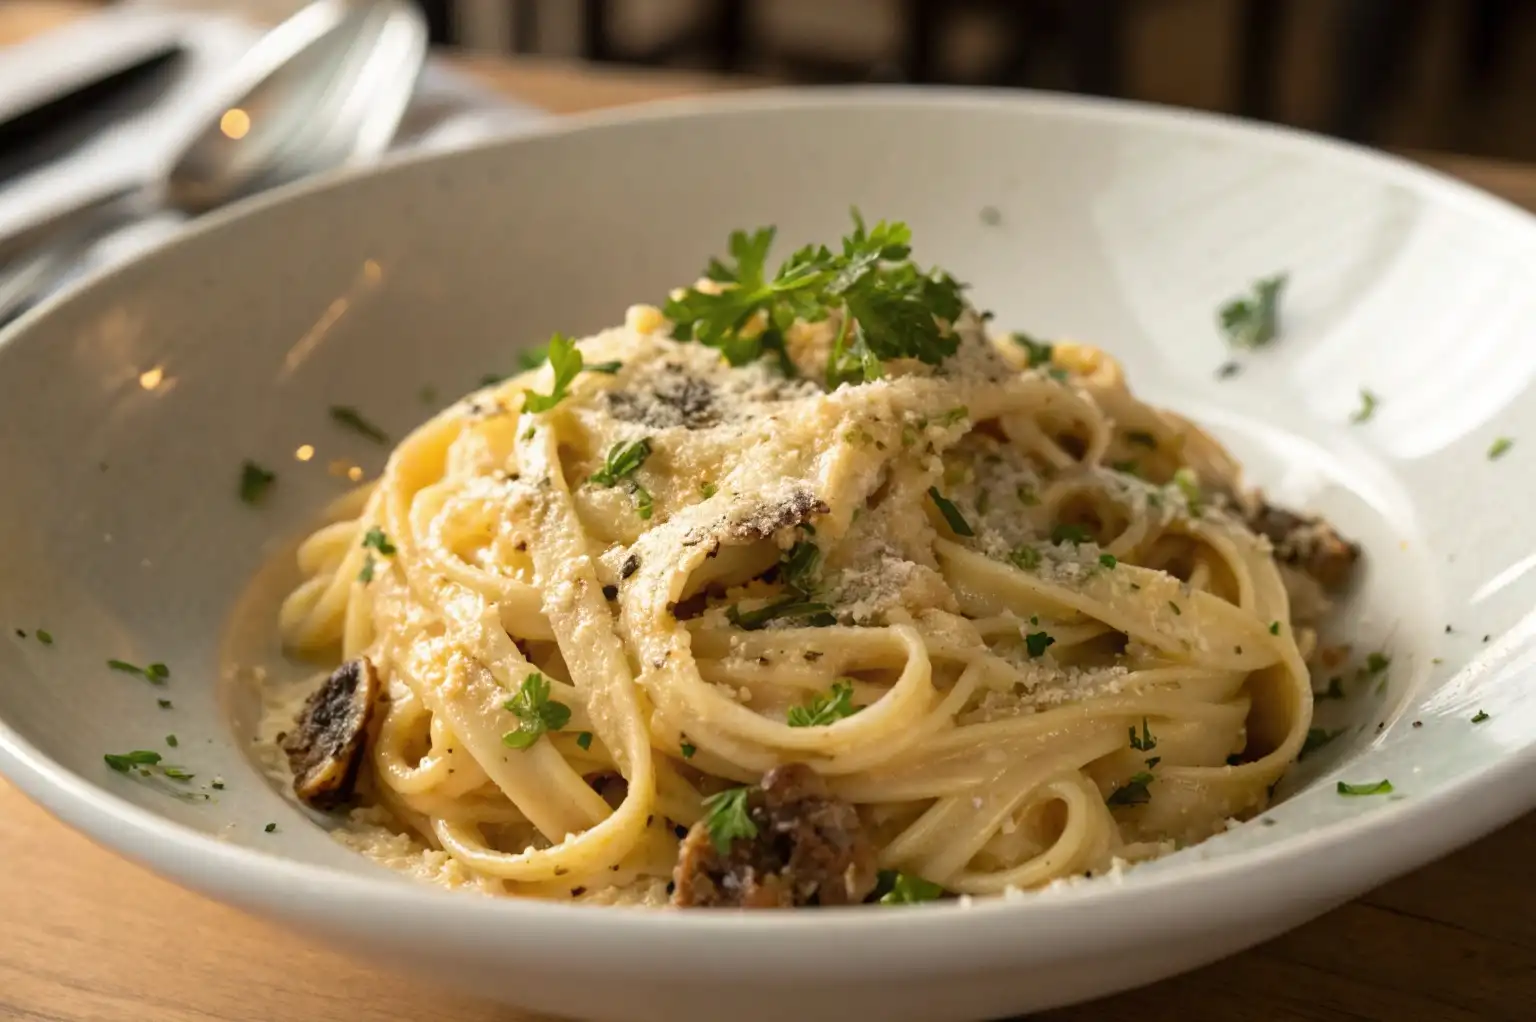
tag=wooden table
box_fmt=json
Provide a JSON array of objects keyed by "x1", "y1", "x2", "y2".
[{"x1": 3, "y1": 5, "x2": 1536, "y2": 1021}]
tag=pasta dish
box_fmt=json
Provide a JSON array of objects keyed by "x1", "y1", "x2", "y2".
[{"x1": 269, "y1": 214, "x2": 1358, "y2": 907}]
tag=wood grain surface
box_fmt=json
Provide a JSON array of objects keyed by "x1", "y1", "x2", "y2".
[{"x1": 2, "y1": 5, "x2": 1535, "y2": 1021}]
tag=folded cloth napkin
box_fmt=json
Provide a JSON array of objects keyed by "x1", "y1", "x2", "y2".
[{"x1": 0, "y1": 6, "x2": 546, "y2": 303}]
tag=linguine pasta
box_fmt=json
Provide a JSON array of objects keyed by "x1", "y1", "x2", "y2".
[{"x1": 270, "y1": 216, "x2": 1340, "y2": 907}]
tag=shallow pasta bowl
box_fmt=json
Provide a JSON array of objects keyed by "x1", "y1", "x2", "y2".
[{"x1": 1, "y1": 89, "x2": 1535, "y2": 1022}]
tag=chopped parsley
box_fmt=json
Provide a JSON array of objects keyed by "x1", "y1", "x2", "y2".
[
  {"x1": 1471, "y1": 710, "x2": 1490, "y2": 724},
  {"x1": 1488, "y1": 437, "x2": 1514, "y2": 461},
  {"x1": 239, "y1": 460, "x2": 276, "y2": 505},
  {"x1": 104, "y1": 750, "x2": 161, "y2": 773},
  {"x1": 264, "y1": 822, "x2": 278, "y2": 833},
  {"x1": 786, "y1": 679, "x2": 858, "y2": 728},
  {"x1": 1107, "y1": 771, "x2": 1154, "y2": 806},
  {"x1": 701, "y1": 787, "x2": 757, "y2": 854},
  {"x1": 1128, "y1": 718, "x2": 1156, "y2": 752},
  {"x1": 1299, "y1": 727, "x2": 1339, "y2": 759},
  {"x1": 36, "y1": 629, "x2": 52, "y2": 645},
  {"x1": 358, "y1": 527, "x2": 396, "y2": 583},
  {"x1": 1050, "y1": 523, "x2": 1089, "y2": 546},
  {"x1": 157, "y1": 698, "x2": 173, "y2": 710},
  {"x1": 1168, "y1": 601, "x2": 1183, "y2": 617},
  {"x1": 1216, "y1": 361, "x2": 1241, "y2": 379},
  {"x1": 362, "y1": 527, "x2": 396, "y2": 556},
  {"x1": 699, "y1": 481, "x2": 718, "y2": 499},
  {"x1": 664, "y1": 212, "x2": 965, "y2": 386},
  {"x1": 329, "y1": 405, "x2": 388, "y2": 444},
  {"x1": 927, "y1": 487, "x2": 974, "y2": 537},
  {"x1": 1016, "y1": 484, "x2": 1039, "y2": 506},
  {"x1": 586, "y1": 360, "x2": 623, "y2": 375},
  {"x1": 1011, "y1": 332, "x2": 1053, "y2": 368},
  {"x1": 680, "y1": 741, "x2": 697, "y2": 759},
  {"x1": 165, "y1": 734, "x2": 178, "y2": 748},
  {"x1": 1317, "y1": 677, "x2": 1345, "y2": 700},
  {"x1": 1350, "y1": 388, "x2": 1378, "y2": 424},
  {"x1": 104, "y1": 749, "x2": 203, "y2": 798},
  {"x1": 1269, "y1": 621, "x2": 1281, "y2": 635},
  {"x1": 1099, "y1": 553, "x2": 1118, "y2": 569},
  {"x1": 779, "y1": 541, "x2": 821, "y2": 598},
  {"x1": 1008, "y1": 545, "x2": 1041, "y2": 571},
  {"x1": 523, "y1": 332, "x2": 582, "y2": 413},
  {"x1": 1218, "y1": 273, "x2": 1286, "y2": 349},
  {"x1": 879, "y1": 872, "x2": 945, "y2": 905},
  {"x1": 500, "y1": 673, "x2": 571, "y2": 750},
  {"x1": 726, "y1": 599, "x2": 835, "y2": 631},
  {"x1": 1024, "y1": 631, "x2": 1055, "y2": 658},
  {"x1": 108, "y1": 659, "x2": 169, "y2": 684},
  {"x1": 1364, "y1": 651, "x2": 1389, "y2": 675},
  {"x1": 576, "y1": 731, "x2": 594, "y2": 750},
  {"x1": 589, "y1": 438, "x2": 654, "y2": 518},
  {"x1": 1336, "y1": 779, "x2": 1393, "y2": 796}
]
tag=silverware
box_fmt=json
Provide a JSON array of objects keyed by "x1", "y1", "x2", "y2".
[{"x1": 0, "y1": 0, "x2": 427, "y2": 327}]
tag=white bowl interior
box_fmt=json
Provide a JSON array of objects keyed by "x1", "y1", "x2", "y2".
[{"x1": 1, "y1": 91, "x2": 1535, "y2": 1021}]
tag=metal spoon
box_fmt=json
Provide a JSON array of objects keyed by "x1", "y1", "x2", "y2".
[{"x1": 0, "y1": 0, "x2": 427, "y2": 326}]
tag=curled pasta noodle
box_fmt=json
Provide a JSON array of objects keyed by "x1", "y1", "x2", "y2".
[{"x1": 268, "y1": 245, "x2": 1334, "y2": 908}]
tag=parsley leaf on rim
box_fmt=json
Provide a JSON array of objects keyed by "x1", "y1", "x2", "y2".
[
  {"x1": 701, "y1": 787, "x2": 758, "y2": 855},
  {"x1": 786, "y1": 679, "x2": 858, "y2": 728},
  {"x1": 1219, "y1": 274, "x2": 1286, "y2": 349}
]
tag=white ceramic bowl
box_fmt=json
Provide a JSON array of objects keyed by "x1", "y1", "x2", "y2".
[{"x1": 2, "y1": 90, "x2": 1535, "y2": 1022}]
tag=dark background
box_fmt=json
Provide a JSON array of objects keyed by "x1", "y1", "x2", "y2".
[{"x1": 413, "y1": 0, "x2": 1536, "y2": 162}]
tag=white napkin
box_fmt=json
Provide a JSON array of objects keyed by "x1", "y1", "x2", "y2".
[{"x1": 0, "y1": 6, "x2": 547, "y2": 299}]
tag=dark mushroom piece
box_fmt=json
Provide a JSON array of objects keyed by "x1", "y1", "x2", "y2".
[
  {"x1": 1242, "y1": 498, "x2": 1361, "y2": 593},
  {"x1": 672, "y1": 763, "x2": 877, "y2": 908},
  {"x1": 281, "y1": 656, "x2": 382, "y2": 809}
]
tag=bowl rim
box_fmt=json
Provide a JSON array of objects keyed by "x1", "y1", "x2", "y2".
[{"x1": 1, "y1": 84, "x2": 1534, "y2": 957}]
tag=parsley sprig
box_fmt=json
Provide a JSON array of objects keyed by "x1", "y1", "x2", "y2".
[
  {"x1": 108, "y1": 659, "x2": 169, "y2": 684},
  {"x1": 726, "y1": 598, "x2": 835, "y2": 631},
  {"x1": 786, "y1": 679, "x2": 858, "y2": 728},
  {"x1": 523, "y1": 333, "x2": 582, "y2": 413},
  {"x1": 664, "y1": 212, "x2": 965, "y2": 386},
  {"x1": 501, "y1": 673, "x2": 572, "y2": 750},
  {"x1": 879, "y1": 872, "x2": 945, "y2": 905},
  {"x1": 701, "y1": 787, "x2": 758, "y2": 855}
]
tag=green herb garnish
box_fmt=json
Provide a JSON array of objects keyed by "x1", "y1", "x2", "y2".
[
  {"x1": 1488, "y1": 437, "x2": 1514, "y2": 460},
  {"x1": 1050, "y1": 523, "x2": 1089, "y2": 546},
  {"x1": 362, "y1": 527, "x2": 396, "y2": 556},
  {"x1": 1350, "y1": 388, "x2": 1378, "y2": 424},
  {"x1": 523, "y1": 332, "x2": 582, "y2": 413},
  {"x1": 879, "y1": 872, "x2": 945, "y2": 905},
  {"x1": 1008, "y1": 545, "x2": 1041, "y2": 571},
  {"x1": 786, "y1": 679, "x2": 857, "y2": 728},
  {"x1": 586, "y1": 361, "x2": 623, "y2": 375},
  {"x1": 1471, "y1": 710, "x2": 1490, "y2": 724},
  {"x1": 104, "y1": 750, "x2": 161, "y2": 773},
  {"x1": 1219, "y1": 274, "x2": 1286, "y2": 349},
  {"x1": 500, "y1": 673, "x2": 572, "y2": 750},
  {"x1": 699, "y1": 482, "x2": 718, "y2": 499},
  {"x1": 1024, "y1": 631, "x2": 1055, "y2": 658},
  {"x1": 589, "y1": 437, "x2": 653, "y2": 508},
  {"x1": 165, "y1": 734, "x2": 178, "y2": 748},
  {"x1": 1269, "y1": 621, "x2": 1281, "y2": 635},
  {"x1": 701, "y1": 787, "x2": 758, "y2": 855},
  {"x1": 329, "y1": 405, "x2": 388, "y2": 444},
  {"x1": 726, "y1": 599, "x2": 835, "y2": 631},
  {"x1": 108, "y1": 659, "x2": 169, "y2": 684},
  {"x1": 157, "y1": 699, "x2": 173, "y2": 710},
  {"x1": 1336, "y1": 779, "x2": 1392, "y2": 796},
  {"x1": 1129, "y1": 718, "x2": 1156, "y2": 752},
  {"x1": 1099, "y1": 553, "x2": 1118, "y2": 568},
  {"x1": 779, "y1": 541, "x2": 821, "y2": 598},
  {"x1": 1299, "y1": 727, "x2": 1339, "y2": 759},
  {"x1": 680, "y1": 741, "x2": 697, "y2": 759},
  {"x1": 1169, "y1": 601, "x2": 1183, "y2": 616},
  {"x1": 664, "y1": 212, "x2": 965, "y2": 386},
  {"x1": 264, "y1": 822, "x2": 278, "y2": 833},
  {"x1": 239, "y1": 460, "x2": 276, "y2": 505},
  {"x1": 576, "y1": 731, "x2": 594, "y2": 750},
  {"x1": 36, "y1": 629, "x2": 52, "y2": 646},
  {"x1": 927, "y1": 487, "x2": 974, "y2": 537},
  {"x1": 1012, "y1": 332, "x2": 1053, "y2": 368},
  {"x1": 1108, "y1": 771, "x2": 1154, "y2": 806}
]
